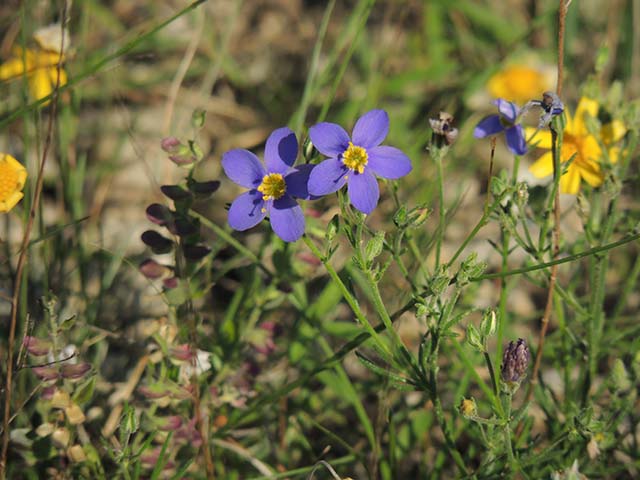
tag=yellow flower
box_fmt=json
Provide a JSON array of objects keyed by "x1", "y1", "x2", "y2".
[
  {"x1": 0, "y1": 153, "x2": 28, "y2": 213},
  {"x1": 487, "y1": 64, "x2": 554, "y2": 105},
  {"x1": 527, "y1": 97, "x2": 626, "y2": 194},
  {"x1": 0, "y1": 25, "x2": 68, "y2": 104}
]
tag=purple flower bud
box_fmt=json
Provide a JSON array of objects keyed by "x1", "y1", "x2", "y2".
[
  {"x1": 23, "y1": 336, "x2": 52, "y2": 356},
  {"x1": 161, "y1": 137, "x2": 181, "y2": 154},
  {"x1": 32, "y1": 366, "x2": 60, "y2": 381},
  {"x1": 169, "y1": 344, "x2": 194, "y2": 362},
  {"x1": 137, "y1": 385, "x2": 171, "y2": 399},
  {"x1": 61, "y1": 363, "x2": 91, "y2": 380},
  {"x1": 157, "y1": 415, "x2": 183, "y2": 431},
  {"x1": 501, "y1": 338, "x2": 530, "y2": 383}
]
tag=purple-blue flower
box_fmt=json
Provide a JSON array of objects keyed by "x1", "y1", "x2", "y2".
[
  {"x1": 307, "y1": 109, "x2": 412, "y2": 214},
  {"x1": 474, "y1": 99, "x2": 527, "y2": 155},
  {"x1": 222, "y1": 127, "x2": 313, "y2": 242}
]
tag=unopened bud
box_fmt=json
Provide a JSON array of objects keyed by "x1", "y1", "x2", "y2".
[
  {"x1": 23, "y1": 336, "x2": 51, "y2": 356},
  {"x1": 501, "y1": 339, "x2": 530, "y2": 385},
  {"x1": 459, "y1": 397, "x2": 477, "y2": 418},
  {"x1": 480, "y1": 310, "x2": 497, "y2": 338}
]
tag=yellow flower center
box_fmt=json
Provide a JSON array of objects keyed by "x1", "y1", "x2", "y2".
[
  {"x1": 257, "y1": 173, "x2": 286, "y2": 201},
  {"x1": 0, "y1": 158, "x2": 21, "y2": 202},
  {"x1": 342, "y1": 142, "x2": 368, "y2": 174}
]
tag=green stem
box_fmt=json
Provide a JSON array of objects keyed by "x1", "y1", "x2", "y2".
[
  {"x1": 434, "y1": 152, "x2": 445, "y2": 269},
  {"x1": 446, "y1": 197, "x2": 502, "y2": 268},
  {"x1": 302, "y1": 235, "x2": 393, "y2": 360}
]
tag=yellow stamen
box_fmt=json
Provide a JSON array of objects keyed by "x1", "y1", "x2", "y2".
[
  {"x1": 257, "y1": 173, "x2": 286, "y2": 201},
  {"x1": 342, "y1": 142, "x2": 368, "y2": 174}
]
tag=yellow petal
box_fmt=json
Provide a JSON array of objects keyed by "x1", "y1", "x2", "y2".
[
  {"x1": 572, "y1": 97, "x2": 599, "y2": 137},
  {"x1": 601, "y1": 120, "x2": 626, "y2": 144},
  {"x1": 529, "y1": 151, "x2": 554, "y2": 178},
  {"x1": 28, "y1": 68, "x2": 54, "y2": 102},
  {"x1": 581, "y1": 135, "x2": 603, "y2": 163},
  {"x1": 0, "y1": 57, "x2": 28, "y2": 81},
  {"x1": 0, "y1": 191, "x2": 24, "y2": 212},
  {"x1": 487, "y1": 65, "x2": 547, "y2": 104},
  {"x1": 525, "y1": 127, "x2": 553, "y2": 149},
  {"x1": 559, "y1": 165, "x2": 581, "y2": 194},
  {"x1": 608, "y1": 146, "x2": 621, "y2": 165},
  {"x1": 34, "y1": 50, "x2": 64, "y2": 68},
  {"x1": 47, "y1": 65, "x2": 67, "y2": 87},
  {"x1": 578, "y1": 158, "x2": 604, "y2": 187}
]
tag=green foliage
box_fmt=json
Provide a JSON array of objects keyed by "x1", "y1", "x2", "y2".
[{"x1": 1, "y1": 0, "x2": 640, "y2": 478}]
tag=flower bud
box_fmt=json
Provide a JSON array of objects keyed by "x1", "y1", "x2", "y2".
[
  {"x1": 67, "y1": 445, "x2": 87, "y2": 463},
  {"x1": 466, "y1": 324, "x2": 483, "y2": 352},
  {"x1": 33, "y1": 366, "x2": 59, "y2": 381},
  {"x1": 480, "y1": 310, "x2": 497, "y2": 338},
  {"x1": 501, "y1": 338, "x2": 530, "y2": 384},
  {"x1": 23, "y1": 336, "x2": 52, "y2": 356},
  {"x1": 52, "y1": 428, "x2": 70, "y2": 448},
  {"x1": 61, "y1": 363, "x2": 91, "y2": 381},
  {"x1": 429, "y1": 111, "x2": 458, "y2": 147},
  {"x1": 459, "y1": 397, "x2": 477, "y2": 418},
  {"x1": 160, "y1": 137, "x2": 181, "y2": 154},
  {"x1": 65, "y1": 403, "x2": 86, "y2": 425}
]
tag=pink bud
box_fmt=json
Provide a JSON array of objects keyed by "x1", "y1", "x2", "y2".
[
  {"x1": 169, "y1": 344, "x2": 194, "y2": 362},
  {"x1": 160, "y1": 137, "x2": 181, "y2": 154},
  {"x1": 23, "y1": 336, "x2": 51, "y2": 356},
  {"x1": 32, "y1": 366, "x2": 59, "y2": 381},
  {"x1": 61, "y1": 363, "x2": 91, "y2": 380}
]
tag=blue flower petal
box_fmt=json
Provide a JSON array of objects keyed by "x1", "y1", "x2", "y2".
[
  {"x1": 367, "y1": 146, "x2": 412, "y2": 179},
  {"x1": 493, "y1": 98, "x2": 520, "y2": 124},
  {"x1": 505, "y1": 125, "x2": 527, "y2": 155},
  {"x1": 228, "y1": 190, "x2": 266, "y2": 231},
  {"x1": 222, "y1": 149, "x2": 266, "y2": 188},
  {"x1": 265, "y1": 127, "x2": 298, "y2": 174},
  {"x1": 285, "y1": 164, "x2": 316, "y2": 200},
  {"x1": 473, "y1": 115, "x2": 504, "y2": 139},
  {"x1": 347, "y1": 169, "x2": 379, "y2": 214},
  {"x1": 308, "y1": 158, "x2": 349, "y2": 196},
  {"x1": 352, "y1": 109, "x2": 389, "y2": 148},
  {"x1": 309, "y1": 123, "x2": 350, "y2": 157},
  {"x1": 269, "y1": 196, "x2": 305, "y2": 242}
]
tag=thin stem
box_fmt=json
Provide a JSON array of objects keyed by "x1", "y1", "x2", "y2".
[
  {"x1": 434, "y1": 152, "x2": 445, "y2": 269},
  {"x1": 302, "y1": 235, "x2": 393, "y2": 360}
]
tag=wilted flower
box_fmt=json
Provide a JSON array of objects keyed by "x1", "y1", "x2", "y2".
[
  {"x1": 222, "y1": 127, "x2": 314, "y2": 242},
  {"x1": 474, "y1": 99, "x2": 527, "y2": 155},
  {"x1": 528, "y1": 97, "x2": 627, "y2": 194},
  {"x1": 307, "y1": 109, "x2": 412, "y2": 214},
  {"x1": 429, "y1": 111, "x2": 458, "y2": 147},
  {"x1": 501, "y1": 338, "x2": 530, "y2": 384},
  {"x1": 0, "y1": 153, "x2": 28, "y2": 213}
]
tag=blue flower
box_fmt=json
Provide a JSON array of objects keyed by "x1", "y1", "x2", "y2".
[
  {"x1": 222, "y1": 127, "x2": 313, "y2": 242},
  {"x1": 307, "y1": 109, "x2": 412, "y2": 214},
  {"x1": 474, "y1": 99, "x2": 527, "y2": 155}
]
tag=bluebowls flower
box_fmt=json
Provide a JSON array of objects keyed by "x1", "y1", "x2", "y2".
[
  {"x1": 474, "y1": 99, "x2": 527, "y2": 155},
  {"x1": 307, "y1": 109, "x2": 412, "y2": 214},
  {"x1": 222, "y1": 127, "x2": 313, "y2": 242}
]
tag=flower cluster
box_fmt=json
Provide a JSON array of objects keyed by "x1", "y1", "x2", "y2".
[
  {"x1": 474, "y1": 92, "x2": 625, "y2": 195},
  {"x1": 222, "y1": 110, "x2": 412, "y2": 242}
]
